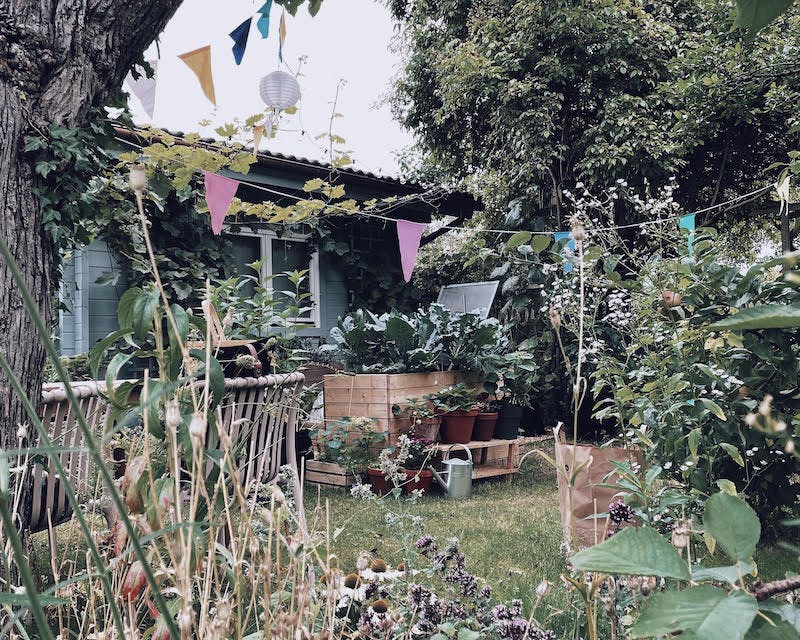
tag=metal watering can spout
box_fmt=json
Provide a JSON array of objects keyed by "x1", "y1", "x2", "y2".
[
  {"x1": 428, "y1": 444, "x2": 473, "y2": 499},
  {"x1": 430, "y1": 466, "x2": 448, "y2": 490}
]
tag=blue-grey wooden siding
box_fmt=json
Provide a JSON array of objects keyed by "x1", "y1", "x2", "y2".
[
  {"x1": 58, "y1": 241, "x2": 127, "y2": 356},
  {"x1": 57, "y1": 240, "x2": 348, "y2": 355}
]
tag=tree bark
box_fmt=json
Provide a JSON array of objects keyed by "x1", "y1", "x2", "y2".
[{"x1": 0, "y1": 0, "x2": 183, "y2": 585}]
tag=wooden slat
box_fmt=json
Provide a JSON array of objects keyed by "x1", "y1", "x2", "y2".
[
  {"x1": 305, "y1": 471, "x2": 352, "y2": 486},
  {"x1": 305, "y1": 460, "x2": 349, "y2": 475},
  {"x1": 325, "y1": 388, "x2": 389, "y2": 404},
  {"x1": 472, "y1": 466, "x2": 519, "y2": 479}
]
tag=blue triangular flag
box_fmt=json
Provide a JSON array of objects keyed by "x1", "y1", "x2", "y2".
[
  {"x1": 257, "y1": 0, "x2": 273, "y2": 38},
  {"x1": 679, "y1": 213, "x2": 696, "y2": 256},
  {"x1": 553, "y1": 232, "x2": 576, "y2": 272},
  {"x1": 230, "y1": 17, "x2": 252, "y2": 65}
]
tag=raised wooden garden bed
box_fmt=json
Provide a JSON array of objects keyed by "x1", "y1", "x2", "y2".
[
  {"x1": 323, "y1": 371, "x2": 464, "y2": 442},
  {"x1": 303, "y1": 459, "x2": 357, "y2": 490}
]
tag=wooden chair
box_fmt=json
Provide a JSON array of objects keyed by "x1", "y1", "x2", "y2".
[{"x1": 31, "y1": 373, "x2": 306, "y2": 534}]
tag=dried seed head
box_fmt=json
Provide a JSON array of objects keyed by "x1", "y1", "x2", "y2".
[
  {"x1": 570, "y1": 215, "x2": 586, "y2": 243},
  {"x1": 129, "y1": 165, "x2": 147, "y2": 193},
  {"x1": 671, "y1": 519, "x2": 692, "y2": 550},
  {"x1": 535, "y1": 580, "x2": 551, "y2": 598},
  {"x1": 189, "y1": 413, "x2": 207, "y2": 444},
  {"x1": 661, "y1": 290, "x2": 682, "y2": 308},
  {"x1": 165, "y1": 399, "x2": 181, "y2": 431},
  {"x1": 356, "y1": 551, "x2": 372, "y2": 571},
  {"x1": 640, "y1": 576, "x2": 657, "y2": 596},
  {"x1": 786, "y1": 439, "x2": 796, "y2": 455}
]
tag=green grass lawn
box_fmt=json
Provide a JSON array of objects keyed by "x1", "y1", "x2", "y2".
[{"x1": 303, "y1": 442, "x2": 572, "y2": 618}]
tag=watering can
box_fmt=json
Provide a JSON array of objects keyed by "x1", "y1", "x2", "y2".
[{"x1": 430, "y1": 444, "x2": 473, "y2": 498}]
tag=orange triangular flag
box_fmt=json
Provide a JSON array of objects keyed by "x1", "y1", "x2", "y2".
[
  {"x1": 252, "y1": 125, "x2": 265, "y2": 158},
  {"x1": 178, "y1": 45, "x2": 216, "y2": 106}
]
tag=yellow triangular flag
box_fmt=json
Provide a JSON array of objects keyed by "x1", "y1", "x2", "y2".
[
  {"x1": 279, "y1": 10, "x2": 287, "y2": 49},
  {"x1": 252, "y1": 125, "x2": 265, "y2": 158},
  {"x1": 178, "y1": 45, "x2": 216, "y2": 106}
]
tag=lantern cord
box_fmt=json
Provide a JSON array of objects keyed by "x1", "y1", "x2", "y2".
[{"x1": 113, "y1": 134, "x2": 774, "y2": 236}]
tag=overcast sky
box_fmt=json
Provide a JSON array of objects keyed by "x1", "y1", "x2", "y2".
[{"x1": 128, "y1": 0, "x2": 413, "y2": 177}]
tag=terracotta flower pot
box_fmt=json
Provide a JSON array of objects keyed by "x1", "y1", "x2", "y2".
[
  {"x1": 440, "y1": 408, "x2": 478, "y2": 444},
  {"x1": 403, "y1": 469, "x2": 433, "y2": 495},
  {"x1": 367, "y1": 467, "x2": 393, "y2": 495},
  {"x1": 474, "y1": 412, "x2": 499, "y2": 441},
  {"x1": 412, "y1": 416, "x2": 441, "y2": 442}
]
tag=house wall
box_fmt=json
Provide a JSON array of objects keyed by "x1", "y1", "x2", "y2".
[
  {"x1": 58, "y1": 241, "x2": 127, "y2": 356},
  {"x1": 57, "y1": 239, "x2": 350, "y2": 355}
]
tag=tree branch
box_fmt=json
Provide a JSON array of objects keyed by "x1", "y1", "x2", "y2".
[{"x1": 751, "y1": 576, "x2": 800, "y2": 602}]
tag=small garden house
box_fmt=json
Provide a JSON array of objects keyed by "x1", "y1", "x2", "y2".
[{"x1": 56, "y1": 129, "x2": 480, "y2": 356}]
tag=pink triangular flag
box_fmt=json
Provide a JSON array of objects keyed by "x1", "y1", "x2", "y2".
[
  {"x1": 396, "y1": 219, "x2": 427, "y2": 282},
  {"x1": 125, "y1": 60, "x2": 158, "y2": 119},
  {"x1": 202, "y1": 171, "x2": 239, "y2": 235}
]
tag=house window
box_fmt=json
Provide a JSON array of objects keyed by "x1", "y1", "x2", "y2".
[{"x1": 229, "y1": 230, "x2": 320, "y2": 327}]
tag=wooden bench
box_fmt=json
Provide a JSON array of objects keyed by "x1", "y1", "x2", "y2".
[{"x1": 32, "y1": 373, "x2": 305, "y2": 534}]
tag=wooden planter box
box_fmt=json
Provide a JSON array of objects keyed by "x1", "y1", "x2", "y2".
[
  {"x1": 303, "y1": 459, "x2": 357, "y2": 490},
  {"x1": 323, "y1": 371, "x2": 464, "y2": 443}
]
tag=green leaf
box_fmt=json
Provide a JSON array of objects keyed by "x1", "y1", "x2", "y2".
[
  {"x1": 531, "y1": 235, "x2": 551, "y2": 254},
  {"x1": 692, "y1": 561, "x2": 756, "y2": 584},
  {"x1": 104, "y1": 353, "x2": 132, "y2": 406},
  {"x1": 131, "y1": 288, "x2": 160, "y2": 341},
  {"x1": 505, "y1": 231, "x2": 532, "y2": 252},
  {"x1": 570, "y1": 526, "x2": 690, "y2": 579},
  {"x1": 630, "y1": 587, "x2": 757, "y2": 640},
  {"x1": 745, "y1": 614, "x2": 800, "y2": 640},
  {"x1": 734, "y1": 0, "x2": 793, "y2": 34},
  {"x1": 0, "y1": 593, "x2": 69, "y2": 606},
  {"x1": 720, "y1": 443, "x2": 745, "y2": 467},
  {"x1": 189, "y1": 349, "x2": 226, "y2": 409},
  {"x1": 708, "y1": 303, "x2": 800, "y2": 330},
  {"x1": 688, "y1": 428, "x2": 701, "y2": 458},
  {"x1": 704, "y1": 492, "x2": 760, "y2": 562},
  {"x1": 716, "y1": 479, "x2": 738, "y2": 496},
  {"x1": 89, "y1": 328, "x2": 134, "y2": 379},
  {"x1": 700, "y1": 398, "x2": 727, "y2": 420},
  {"x1": 117, "y1": 287, "x2": 143, "y2": 330},
  {"x1": 759, "y1": 602, "x2": 800, "y2": 634},
  {"x1": 457, "y1": 630, "x2": 481, "y2": 640}
]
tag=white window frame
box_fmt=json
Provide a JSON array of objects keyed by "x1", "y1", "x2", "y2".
[{"x1": 230, "y1": 227, "x2": 321, "y2": 328}]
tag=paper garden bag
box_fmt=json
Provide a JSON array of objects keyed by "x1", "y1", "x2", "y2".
[{"x1": 554, "y1": 425, "x2": 642, "y2": 549}]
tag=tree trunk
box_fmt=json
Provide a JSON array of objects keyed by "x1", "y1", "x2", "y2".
[
  {"x1": 0, "y1": 82, "x2": 52, "y2": 554},
  {"x1": 0, "y1": 0, "x2": 183, "y2": 587}
]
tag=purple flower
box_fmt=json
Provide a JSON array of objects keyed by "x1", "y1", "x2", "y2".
[
  {"x1": 415, "y1": 534, "x2": 438, "y2": 556},
  {"x1": 608, "y1": 499, "x2": 635, "y2": 524}
]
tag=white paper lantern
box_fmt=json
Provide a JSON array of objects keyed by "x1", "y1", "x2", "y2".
[{"x1": 259, "y1": 70, "x2": 301, "y2": 110}]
